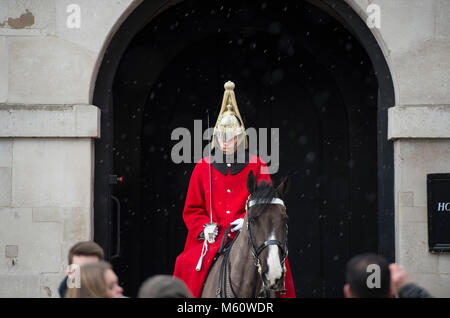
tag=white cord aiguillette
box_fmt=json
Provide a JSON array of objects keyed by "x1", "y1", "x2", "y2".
[{"x1": 196, "y1": 239, "x2": 208, "y2": 271}]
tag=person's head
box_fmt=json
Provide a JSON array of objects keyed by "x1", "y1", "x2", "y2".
[
  {"x1": 137, "y1": 275, "x2": 192, "y2": 298},
  {"x1": 344, "y1": 253, "x2": 392, "y2": 298},
  {"x1": 212, "y1": 81, "x2": 247, "y2": 154},
  {"x1": 65, "y1": 261, "x2": 124, "y2": 298},
  {"x1": 68, "y1": 241, "x2": 104, "y2": 266}
]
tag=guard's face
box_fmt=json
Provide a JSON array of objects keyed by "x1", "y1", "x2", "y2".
[{"x1": 218, "y1": 135, "x2": 238, "y2": 154}]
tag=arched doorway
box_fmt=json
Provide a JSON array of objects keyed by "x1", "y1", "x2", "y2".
[{"x1": 93, "y1": 0, "x2": 395, "y2": 297}]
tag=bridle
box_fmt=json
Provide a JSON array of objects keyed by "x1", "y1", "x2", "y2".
[{"x1": 246, "y1": 195, "x2": 288, "y2": 297}]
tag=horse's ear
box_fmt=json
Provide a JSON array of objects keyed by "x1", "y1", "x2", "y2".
[
  {"x1": 277, "y1": 175, "x2": 291, "y2": 199},
  {"x1": 247, "y1": 170, "x2": 257, "y2": 195}
]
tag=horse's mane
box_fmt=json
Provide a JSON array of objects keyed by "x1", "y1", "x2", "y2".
[
  {"x1": 248, "y1": 181, "x2": 279, "y2": 218},
  {"x1": 252, "y1": 181, "x2": 278, "y2": 201}
]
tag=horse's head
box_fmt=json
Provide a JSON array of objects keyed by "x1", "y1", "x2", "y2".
[{"x1": 245, "y1": 170, "x2": 290, "y2": 293}]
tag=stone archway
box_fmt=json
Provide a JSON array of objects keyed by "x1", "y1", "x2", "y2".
[{"x1": 93, "y1": 0, "x2": 395, "y2": 297}]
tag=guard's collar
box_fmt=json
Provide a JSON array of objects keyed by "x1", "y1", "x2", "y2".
[{"x1": 211, "y1": 146, "x2": 249, "y2": 176}]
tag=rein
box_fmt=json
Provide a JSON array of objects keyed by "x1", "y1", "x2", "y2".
[
  {"x1": 216, "y1": 226, "x2": 239, "y2": 298},
  {"x1": 216, "y1": 196, "x2": 288, "y2": 298}
]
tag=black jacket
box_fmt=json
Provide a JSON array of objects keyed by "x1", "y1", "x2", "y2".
[
  {"x1": 58, "y1": 276, "x2": 68, "y2": 298},
  {"x1": 398, "y1": 283, "x2": 432, "y2": 298}
]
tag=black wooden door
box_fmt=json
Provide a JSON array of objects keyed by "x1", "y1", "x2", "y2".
[{"x1": 108, "y1": 0, "x2": 379, "y2": 297}]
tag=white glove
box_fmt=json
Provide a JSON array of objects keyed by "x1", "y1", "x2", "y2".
[
  {"x1": 203, "y1": 224, "x2": 219, "y2": 243},
  {"x1": 230, "y1": 218, "x2": 244, "y2": 232},
  {"x1": 196, "y1": 224, "x2": 218, "y2": 271}
]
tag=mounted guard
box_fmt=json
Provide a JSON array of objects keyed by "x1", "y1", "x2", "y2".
[{"x1": 173, "y1": 81, "x2": 296, "y2": 298}]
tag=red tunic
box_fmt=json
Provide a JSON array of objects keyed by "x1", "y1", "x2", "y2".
[{"x1": 173, "y1": 154, "x2": 296, "y2": 298}]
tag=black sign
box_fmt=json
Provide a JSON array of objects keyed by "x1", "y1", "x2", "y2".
[{"x1": 427, "y1": 174, "x2": 450, "y2": 252}]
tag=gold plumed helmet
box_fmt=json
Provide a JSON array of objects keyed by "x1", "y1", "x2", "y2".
[{"x1": 212, "y1": 81, "x2": 248, "y2": 149}]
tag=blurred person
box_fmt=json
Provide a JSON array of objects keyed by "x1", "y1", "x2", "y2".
[
  {"x1": 344, "y1": 253, "x2": 432, "y2": 298},
  {"x1": 58, "y1": 241, "x2": 105, "y2": 297},
  {"x1": 138, "y1": 275, "x2": 192, "y2": 298},
  {"x1": 66, "y1": 261, "x2": 123, "y2": 298},
  {"x1": 344, "y1": 253, "x2": 392, "y2": 298},
  {"x1": 390, "y1": 263, "x2": 432, "y2": 298}
]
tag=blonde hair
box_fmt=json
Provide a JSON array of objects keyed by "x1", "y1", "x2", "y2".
[{"x1": 65, "y1": 261, "x2": 112, "y2": 298}]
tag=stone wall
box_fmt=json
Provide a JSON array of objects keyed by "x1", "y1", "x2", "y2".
[
  {"x1": 0, "y1": 0, "x2": 137, "y2": 297},
  {"x1": 0, "y1": 137, "x2": 94, "y2": 297},
  {"x1": 349, "y1": 0, "x2": 450, "y2": 297}
]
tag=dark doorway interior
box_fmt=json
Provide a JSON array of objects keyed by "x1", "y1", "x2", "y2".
[{"x1": 95, "y1": 0, "x2": 389, "y2": 297}]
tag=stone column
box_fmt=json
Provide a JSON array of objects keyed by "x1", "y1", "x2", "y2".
[
  {"x1": 0, "y1": 105, "x2": 100, "y2": 297},
  {"x1": 389, "y1": 106, "x2": 450, "y2": 296}
]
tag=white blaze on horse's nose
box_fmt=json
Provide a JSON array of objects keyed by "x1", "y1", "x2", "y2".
[{"x1": 266, "y1": 232, "x2": 282, "y2": 286}]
